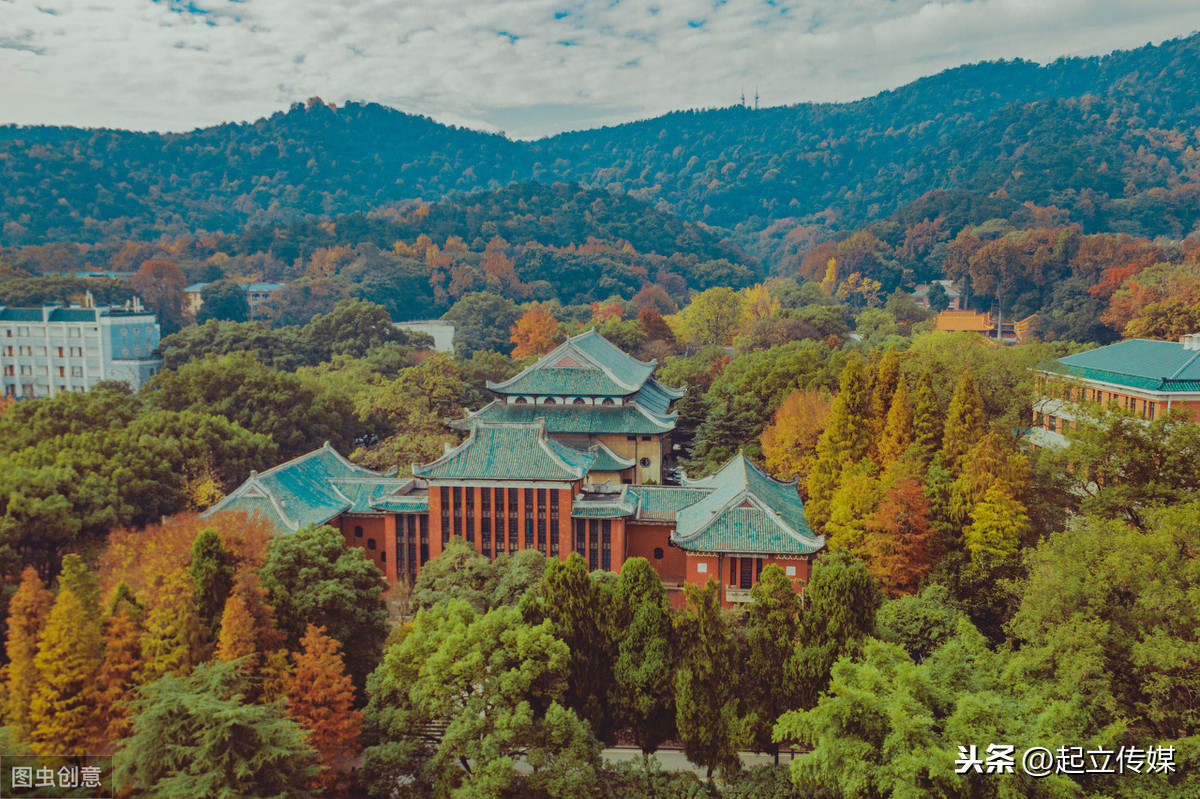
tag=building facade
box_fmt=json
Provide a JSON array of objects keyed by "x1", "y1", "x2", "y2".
[
  {"x1": 184, "y1": 282, "x2": 285, "y2": 320},
  {"x1": 0, "y1": 299, "x2": 162, "y2": 398},
  {"x1": 1031, "y1": 335, "x2": 1200, "y2": 448}
]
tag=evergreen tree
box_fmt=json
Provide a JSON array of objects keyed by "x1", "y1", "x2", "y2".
[
  {"x1": 806, "y1": 355, "x2": 872, "y2": 532},
  {"x1": 97, "y1": 603, "x2": 145, "y2": 745},
  {"x1": 869, "y1": 349, "x2": 902, "y2": 446},
  {"x1": 947, "y1": 431, "x2": 1030, "y2": 525},
  {"x1": 824, "y1": 458, "x2": 882, "y2": 554},
  {"x1": 59, "y1": 553, "x2": 101, "y2": 624},
  {"x1": 963, "y1": 485, "x2": 1030, "y2": 567},
  {"x1": 216, "y1": 590, "x2": 258, "y2": 664},
  {"x1": 743, "y1": 565, "x2": 802, "y2": 762},
  {"x1": 877, "y1": 376, "x2": 914, "y2": 467},
  {"x1": 140, "y1": 569, "x2": 206, "y2": 682},
  {"x1": 673, "y1": 580, "x2": 743, "y2": 784},
  {"x1": 116, "y1": 660, "x2": 319, "y2": 799},
  {"x1": 287, "y1": 625, "x2": 363, "y2": 795},
  {"x1": 189, "y1": 527, "x2": 235, "y2": 637},
  {"x1": 4, "y1": 566, "x2": 53, "y2": 741},
  {"x1": 29, "y1": 586, "x2": 103, "y2": 755},
  {"x1": 911, "y1": 370, "x2": 942, "y2": 455},
  {"x1": 863, "y1": 462, "x2": 940, "y2": 597},
  {"x1": 612, "y1": 558, "x2": 675, "y2": 755},
  {"x1": 942, "y1": 372, "x2": 986, "y2": 471}
]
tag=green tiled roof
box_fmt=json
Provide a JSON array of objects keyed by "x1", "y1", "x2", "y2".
[
  {"x1": 583, "y1": 441, "x2": 635, "y2": 472},
  {"x1": 371, "y1": 495, "x2": 430, "y2": 513},
  {"x1": 1048, "y1": 339, "x2": 1200, "y2": 392},
  {"x1": 414, "y1": 420, "x2": 594, "y2": 481},
  {"x1": 629, "y1": 486, "x2": 713, "y2": 520},
  {"x1": 0, "y1": 308, "x2": 45, "y2": 322},
  {"x1": 205, "y1": 443, "x2": 418, "y2": 532},
  {"x1": 674, "y1": 454, "x2": 823, "y2": 556},
  {"x1": 632, "y1": 379, "x2": 683, "y2": 416},
  {"x1": 47, "y1": 308, "x2": 98, "y2": 322},
  {"x1": 571, "y1": 485, "x2": 638, "y2": 518},
  {"x1": 450, "y1": 401, "x2": 675, "y2": 435},
  {"x1": 488, "y1": 330, "x2": 664, "y2": 396}
]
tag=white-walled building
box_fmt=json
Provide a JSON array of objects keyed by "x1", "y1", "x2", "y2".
[{"x1": 0, "y1": 297, "x2": 162, "y2": 398}]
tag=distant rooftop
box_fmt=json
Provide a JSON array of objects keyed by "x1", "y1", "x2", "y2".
[{"x1": 1048, "y1": 337, "x2": 1200, "y2": 392}]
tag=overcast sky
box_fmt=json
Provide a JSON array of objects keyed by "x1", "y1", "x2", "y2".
[{"x1": 3, "y1": 0, "x2": 1200, "y2": 139}]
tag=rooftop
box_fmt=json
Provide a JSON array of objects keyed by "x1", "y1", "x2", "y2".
[
  {"x1": 450, "y1": 400, "x2": 676, "y2": 436},
  {"x1": 413, "y1": 420, "x2": 595, "y2": 482},
  {"x1": 1048, "y1": 338, "x2": 1200, "y2": 392}
]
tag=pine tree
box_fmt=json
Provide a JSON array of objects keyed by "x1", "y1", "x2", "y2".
[
  {"x1": 942, "y1": 371, "x2": 986, "y2": 471},
  {"x1": 189, "y1": 527, "x2": 234, "y2": 638},
  {"x1": 4, "y1": 567, "x2": 54, "y2": 741},
  {"x1": 863, "y1": 463, "x2": 940, "y2": 597},
  {"x1": 743, "y1": 565, "x2": 801, "y2": 762},
  {"x1": 806, "y1": 355, "x2": 872, "y2": 532},
  {"x1": 877, "y1": 376, "x2": 914, "y2": 467},
  {"x1": 59, "y1": 554, "x2": 101, "y2": 624},
  {"x1": 612, "y1": 558, "x2": 675, "y2": 755},
  {"x1": 97, "y1": 604, "x2": 144, "y2": 746},
  {"x1": 912, "y1": 370, "x2": 943, "y2": 455},
  {"x1": 287, "y1": 625, "x2": 363, "y2": 795},
  {"x1": 29, "y1": 586, "x2": 103, "y2": 755},
  {"x1": 963, "y1": 485, "x2": 1030, "y2": 567}
]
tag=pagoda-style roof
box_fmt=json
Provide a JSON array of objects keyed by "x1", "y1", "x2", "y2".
[
  {"x1": 450, "y1": 400, "x2": 676, "y2": 436},
  {"x1": 571, "y1": 484, "x2": 639, "y2": 518},
  {"x1": 205, "y1": 443, "x2": 425, "y2": 532},
  {"x1": 413, "y1": 420, "x2": 595, "y2": 482},
  {"x1": 672, "y1": 454, "x2": 823, "y2": 556},
  {"x1": 1046, "y1": 338, "x2": 1200, "y2": 392},
  {"x1": 488, "y1": 330, "x2": 685, "y2": 399},
  {"x1": 583, "y1": 440, "x2": 636, "y2": 473}
]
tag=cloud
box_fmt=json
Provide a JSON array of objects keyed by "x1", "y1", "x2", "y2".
[{"x1": 2, "y1": 0, "x2": 1199, "y2": 138}]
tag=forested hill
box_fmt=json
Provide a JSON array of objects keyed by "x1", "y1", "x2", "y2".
[{"x1": 3, "y1": 32, "x2": 1200, "y2": 246}]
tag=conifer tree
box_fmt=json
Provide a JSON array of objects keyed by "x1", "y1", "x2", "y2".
[
  {"x1": 140, "y1": 569, "x2": 206, "y2": 681},
  {"x1": 863, "y1": 462, "x2": 940, "y2": 597},
  {"x1": 612, "y1": 558, "x2": 675, "y2": 755},
  {"x1": 673, "y1": 580, "x2": 743, "y2": 785},
  {"x1": 59, "y1": 553, "x2": 101, "y2": 624},
  {"x1": 948, "y1": 431, "x2": 1030, "y2": 525},
  {"x1": 824, "y1": 459, "x2": 882, "y2": 554},
  {"x1": 870, "y1": 349, "x2": 902, "y2": 445},
  {"x1": 287, "y1": 625, "x2": 362, "y2": 795},
  {"x1": 215, "y1": 590, "x2": 258, "y2": 664},
  {"x1": 963, "y1": 485, "x2": 1030, "y2": 567},
  {"x1": 942, "y1": 371, "x2": 986, "y2": 471},
  {"x1": 912, "y1": 370, "x2": 943, "y2": 455},
  {"x1": 877, "y1": 376, "x2": 914, "y2": 467},
  {"x1": 261, "y1": 649, "x2": 294, "y2": 704},
  {"x1": 4, "y1": 567, "x2": 53, "y2": 741},
  {"x1": 97, "y1": 603, "x2": 145, "y2": 745},
  {"x1": 189, "y1": 527, "x2": 235, "y2": 638},
  {"x1": 743, "y1": 565, "x2": 802, "y2": 762},
  {"x1": 29, "y1": 586, "x2": 103, "y2": 755},
  {"x1": 806, "y1": 355, "x2": 872, "y2": 532}
]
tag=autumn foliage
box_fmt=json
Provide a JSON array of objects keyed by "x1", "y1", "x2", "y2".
[{"x1": 287, "y1": 625, "x2": 363, "y2": 795}]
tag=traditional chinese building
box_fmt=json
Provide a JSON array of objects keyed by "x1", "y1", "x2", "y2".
[
  {"x1": 1030, "y1": 334, "x2": 1200, "y2": 448},
  {"x1": 451, "y1": 330, "x2": 683, "y2": 485}
]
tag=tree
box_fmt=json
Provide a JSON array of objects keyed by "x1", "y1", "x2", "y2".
[
  {"x1": 361, "y1": 601, "x2": 602, "y2": 798},
  {"x1": 962, "y1": 484, "x2": 1029, "y2": 567},
  {"x1": 869, "y1": 349, "x2": 902, "y2": 444},
  {"x1": 760, "y1": 388, "x2": 833, "y2": 491},
  {"x1": 941, "y1": 371, "x2": 985, "y2": 471},
  {"x1": 444, "y1": 291, "x2": 521, "y2": 356},
  {"x1": 612, "y1": 558, "x2": 676, "y2": 754},
  {"x1": 877, "y1": 376, "x2": 914, "y2": 467},
  {"x1": 29, "y1": 586, "x2": 103, "y2": 755},
  {"x1": 139, "y1": 568, "x2": 207, "y2": 682},
  {"x1": 97, "y1": 601, "x2": 144, "y2": 745},
  {"x1": 287, "y1": 625, "x2": 362, "y2": 795},
  {"x1": 743, "y1": 565, "x2": 802, "y2": 762},
  {"x1": 259, "y1": 525, "x2": 389, "y2": 693},
  {"x1": 510, "y1": 302, "x2": 562, "y2": 357},
  {"x1": 215, "y1": 589, "x2": 259, "y2": 664},
  {"x1": 677, "y1": 287, "x2": 746, "y2": 346},
  {"x1": 911, "y1": 370, "x2": 943, "y2": 455},
  {"x1": 4, "y1": 566, "x2": 54, "y2": 741},
  {"x1": 116, "y1": 659, "x2": 319, "y2": 799},
  {"x1": 824, "y1": 459, "x2": 882, "y2": 553},
  {"x1": 806, "y1": 355, "x2": 872, "y2": 532},
  {"x1": 862, "y1": 463, "x2": 940, "y2": 597},
  {"x1": 408, "y1": 536, "x2": 500, "y2": 614},
  {"x1": 189, "y1": 527, "x2": 235, "y2": 637},
  {"x1": 302, "y1": 298, "x2": 412, "y2": 362},
  {"x1": 673, "y1": 580, "x2": 743, "y2": 784},
  {"x1": 196, "y1": 279, "x2": 250, "y2": 323},
  {"x1": 131, "y1": 259, "x2": 188, "y2": 334}
]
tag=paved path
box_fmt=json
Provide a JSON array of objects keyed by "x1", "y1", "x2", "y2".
[{"x1": 602, "y1": 746, "x2": 799, "y2": 776}]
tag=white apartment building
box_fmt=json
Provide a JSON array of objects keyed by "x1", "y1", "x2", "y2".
[{"x1": 0, "y1": 297, "x2": 162, "y2": 399}]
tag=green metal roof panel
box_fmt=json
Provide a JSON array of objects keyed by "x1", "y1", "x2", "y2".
[
  {"x1": 0, "y1": 308, "x2": 45, "y2": 321},
  {"x1": 673, "y1": 508, "x2": 824, "y2": 555},
  {"x1": 1051, "y1": 340, "x2": 1200, "y2": 391},
  {"x1": 414, "y1": 420, "x2": 594, "y2": 481},
  {"x1": 451, "y1": 401, "x2": 675, "y2": 435}
]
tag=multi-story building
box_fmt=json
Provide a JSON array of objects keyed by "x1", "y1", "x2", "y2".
[
  {"x1": 209, "y1": 332, "x2": 824, "y2": 606},
  {"x1": 184, "y1": 282, "x2": 286, "y2": 320},
  {"x1": 0, "y1": 297, "x2": 162, "y2": 398},
  {"x1": 1030, "y1": 335, "x2": 1200, "y2": 448},
  {"x1": 452, "y1": 330, "x2": 684, "y2": 484}
]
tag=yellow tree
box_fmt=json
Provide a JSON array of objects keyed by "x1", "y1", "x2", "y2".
[
  {"x1": 139, "y1": 568, "x2": 207, "y2": 682},
  {"x1": 509, "y1": 303, "x2": 562, "y2": 358},
  {"x1": 287, "y1": 625, "x2": 363, "y2": 795},
  {"x1": 97, "y1": 603, "x2": 144, "y2": 746},
  {"x1": 30, "y1": 587, "x2": 103, "y2": 755},
  {"x1": 741, "y1": 282, "x2": 780, "y2": 322},
  {"x1": 678, "y1": 287, "x2": 746, "y2": 346},
  {"x1": 760, "y1": 389, "x2": 834, "y2": 491},
  {"x1": 877, "y1": 377, "x2": 915, "y2": 467},
  {"x1": 4, "y1": 567, "x2": 54, "y2": 741}
]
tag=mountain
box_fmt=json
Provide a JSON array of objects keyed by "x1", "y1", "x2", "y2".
[{"x1": 2, "y1": 34, "x2": 1200, "y2": 247}]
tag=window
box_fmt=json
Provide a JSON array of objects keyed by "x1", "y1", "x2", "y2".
[
  {"x1": 354, "y1": 526, "x2": 363, "y2": 538},
  {"x1": 2, "y1": 366, "x2": 12, "y2": 376},
  {"x1": 739, "y1": 557, "x2": 753, "y2": 589},
  {"x1": 573, "y1": 398, "x2": 586, "y2": 404},
  {"x1": 58, "y1": 367, "x2": 65, "y2": 378},
  {"x1": 380, "y1": 551, "x2": 386, "y2": 563},
  {"x1": 514, "y1": 397, "x2": 528, "y2": 404},
  {"x1": 57, "y1": 347, "x2": 64, "y2": 358},
  {"x1": 601, "y1": 398, "x2": 615, "y2": 405},
  {"x1": 367, "y1": 538, "x2": 376, "y2": 550},
  {"x1": 697, "y1": 562, "x2": 708, "y2": 574},
  {"x1": 640, "y1": 457, "x2": 652, "y2": 468},
  {"x1": 786, "y1": 565, "x2": 797, "y2": 577},
  {"x1": 18, "y1": 346, "x2": 31, "y2": 356},
  {"x1": 1148, "y1": 402, "x2": 1156, "y2": 420},
  {"x1": 641, "y1": 436, "x2": 652, "y2": 441},
  {"x1": 543, "y1": 397, "x2": 556, "y2": 404},
  {"x1": 71, "y1": 367, "x2": 83, "y2": 378},
  {"x1": 70, "y1": 347, "x2": 82, "y2": 357},
  {"x1": 653, "y1": 547, "x2": 664, "y2": 560},
  {"x1": 627, "y1": 435, "x2": 637, "y2": 442}
]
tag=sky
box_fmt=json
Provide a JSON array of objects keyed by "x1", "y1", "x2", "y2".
[{"x1": 3, "y1": 0, "x2": 1200, "y2": 139}]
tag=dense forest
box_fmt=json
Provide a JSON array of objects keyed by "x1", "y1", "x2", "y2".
[{"x1": 3, "y1": 34, "x2": 1200, "y2": 248}]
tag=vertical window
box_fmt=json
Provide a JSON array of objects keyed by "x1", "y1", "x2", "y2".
[
  {"x1": 508, "y1": 488, "x2": 519, "y2": 551},
  {"x1": 465, "y1": 488, "x2": 474, "y2": 543},
  {"x1": 453, "y1": 487, "x2": 463, "y2": 537},
  {"x1": 495, "y1": 488, "x2": 506, "y2": 553},
  {"x1": 537, "y1": 489, "x2": 547, "y2": 552},
  {"x1": 588, "y1": 520, "x2": 599, "y2": 571},
  {"x1": 419, "y1": 514, "x2": 430, "y2": 565},
  {"x1": 729, "y1": 557, "x2": 738, "y2": 586},
  {"x1": 739, "y1": 557, "x2": 753, "y2": 589},
  {"x1": 1148, "y1": 402, "x2": 1156, "y2": 420},
  {"x1": 574, "y1": 519, "x2": 586, "y2": 557},
  {"x1": 601, "y1": 520, "x2": 611, "y2": 570},
  {"x1": 440, "y1": 487, "x2": 450, "y2": 544}
]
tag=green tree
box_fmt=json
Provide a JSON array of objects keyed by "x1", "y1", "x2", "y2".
[
  {"x1": 677, "y1": 286, "x2": 746, "y2": 346},
  {"x1": 116, "y1": 659, "x2": 319, "y2": 799},
  {"x1": 806, "y1": 355, "x2": 872, "y2": 532},
  {"x1": 361, "y1": 600, "x2": 602, "y2": 798},
  {"x1": 408, "y1": 536, "x2": 500, "y2": 614},
  {"x1": 869, "y1": 349, "x2": 902, "y2": 444},
  {"x1": 673, "y1": 580, "x2": 743, "y2": 784},
  {"x1": 612, "y1": 558, "x2": 676, "y2": 754},
  {"x1": 189, "y1": 528, "x2": 235, "y2": 637},
  {"x1": 196, "y1": 279, "x2": 251, "y2": 323},
  {"x1": 444, "y1": 291, "x2": 522, "y2": 356},
  {"x1": 941, "y1": 371, "x2": 985, "y2": 471},
  {"x1": 962, "y1": 484, "x2": 1029, "y2": 567},
  {"x1": 302, "y1": 298, "x2": 413, "y2": 362},
  {"x1": 911, "y1": 370, "x2": 943, "y2": 455},
  {"x1": 259, "y1": 525, "x2": 389, "y2": 693},
  {"x1": 877, "y1": 376, "x2": 914, "y2": 467},
  {"x1": 743, "y1": 564, "x2": 803, "y2": 762}
]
